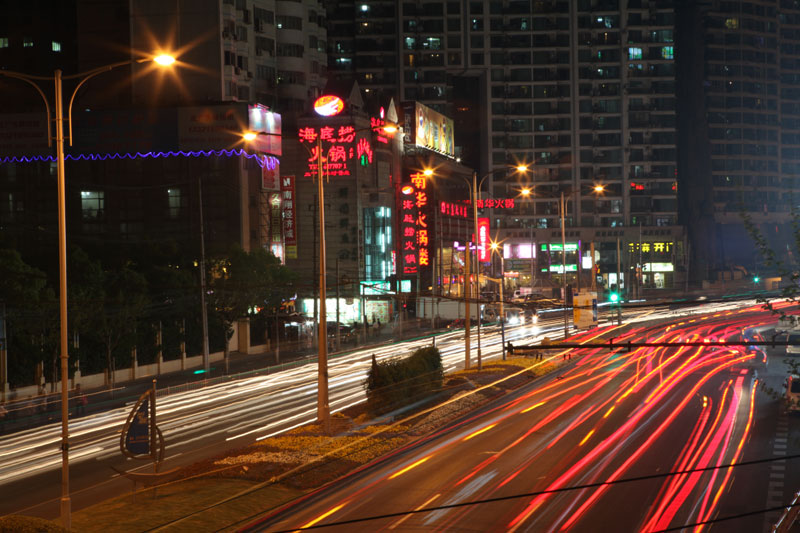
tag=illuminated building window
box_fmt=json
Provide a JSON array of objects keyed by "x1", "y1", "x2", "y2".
[
  {"x1": 167, "y1": 188, "x2": 184, "y2": 219},
  {"x1": 661, "y1": 46, "x2": 674, "y2": 60},
  {"x1": 0, "y1": 38, "x2": 8, "y2": 48},
  {"x1": 725, "y1": 18, "x2": 739, "y2": 29},
  {"x1": 23, "y1": 38, "x2": 33, "y2": 47},
  {"x1": 52, "y1": 41, "x2": 61, "y2": 52},
  {"x1": 80, "y1": 191, "x2": 104, "y2": 221},
  {"x1": 628, "y1": 47, "x2": 642, "y2": 60}
]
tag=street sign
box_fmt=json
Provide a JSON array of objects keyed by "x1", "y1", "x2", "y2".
[
  {"x1": 124, "y1": 397, "x2": 150, "y2": 455},
  {"x1": 573, "y1": 291, "x2": 598, "y2": 329}
]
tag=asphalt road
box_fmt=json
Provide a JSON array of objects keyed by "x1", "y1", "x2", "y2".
[
  {"x1": 0, "y1": 298, "x2": 781, "y2": 528},
  {"x1": 250, "y1": 303, "x2": 797, "y2": 533}
]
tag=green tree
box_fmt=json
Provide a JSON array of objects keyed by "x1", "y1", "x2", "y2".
[
  {"x1": 207, "y1": 246, "x2": 296, "y2": 370},
  {"x1": 0, "y1": 249, "x2": 52, "y2": 386},
  {"x1": 94, "y1": 263, "x2": 149, "y2": 387}
]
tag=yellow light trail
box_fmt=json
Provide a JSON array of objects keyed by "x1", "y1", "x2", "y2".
[
  {"x1": 299, "y1": 503, "x2": 347, "y2": 530},
  {"x1": 579, "y1": 429, "x2": 595, "y2": 446},
  {"x1": 389, "y1": 456, "x2": 431, "y2": 479},
  {"x1": 603, "y1": 406, "x2": 615, "y2": 418},
  {"x1": 521, "y1": 401, "x2": 546, "y2": 413},
  {"x1": 463, "y1": 423, "x2": 497, "y2": 441}
]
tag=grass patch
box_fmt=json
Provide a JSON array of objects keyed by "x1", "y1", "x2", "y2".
[{"x1": 70, "y1": 478, "x2": 302, "y2": 533}]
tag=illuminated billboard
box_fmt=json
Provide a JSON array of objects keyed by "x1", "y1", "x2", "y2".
[
  {"x1": 404, "y1": 102, "x2": 454, "y2": 158},
  {"x1": 248, "y1": 104, "x2": 282, "y2": 156}
]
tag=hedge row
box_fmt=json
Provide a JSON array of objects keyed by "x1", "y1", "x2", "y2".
[{"x1": 365, "y1": 346, "x2": 444, "y2": 416}]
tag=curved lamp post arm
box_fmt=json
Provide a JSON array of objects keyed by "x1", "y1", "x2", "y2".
[
  {"x1": 66, "y1": 58, "x2": 151, "y2": 147},
  {"x1": 0, "y1": 71, "x2": 53, "y2": 147}
]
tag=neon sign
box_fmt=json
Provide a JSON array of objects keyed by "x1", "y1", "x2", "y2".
[
  {"x1": 476, "y1": 198, "x2": 515, "y2": 209},
  {"x1": 298, "y1": 125, "x2": 374, "y2": 177},
  {"x1": 313, "y1": 95, "x2": 344, "y2": 117},
  {"x1": 478, "y1": 217, "x2": 490, "y2": 262},
  {"x1": 440, "y1": 201, "x2": 469, "y2": 218},
  {"x1": 401, "y1": 172, "x2": 430, "y2": 275}
]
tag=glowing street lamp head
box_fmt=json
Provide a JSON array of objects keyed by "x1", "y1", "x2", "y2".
[
  {"x1": 521, "y1": 188, "x2": 531, "y2": 196},
  {"x1": 313, "y1": 95, "x2": 345, "y2": 116},
  {"x1": 516, "y1": 164, "x2": 529, "y2": 173},
  {"x1": 423, "y1": 168, "x2": 434, "y2": 176},
  {"x1": 382, "y1": 124, "x2": 398, "y2": 134},
  {"x1": 243, "y1": 131, "x2": 257, "y2": 142},
  {"x1": 593, "y1": 184, "x2": 605, "y2": 193},
  {"x1": 490, "y1": 241, "x2": 499, "y2": 251},
  {"x1": 153, "y1": 54, "x2": 176, "y2": 66}
]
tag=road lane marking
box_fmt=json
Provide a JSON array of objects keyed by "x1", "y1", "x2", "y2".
[{"x1": 388, "y1": 493, "x2": 440, "y2": 530}]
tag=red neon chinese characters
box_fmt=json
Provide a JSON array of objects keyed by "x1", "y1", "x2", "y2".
[
  {"x1": 337, "y1": 126, "x2": 355, "y2": 143},
  {"x1": 298, "y1": 127, "x2": 318, "y2": 143},
  {"x1": 357, "y1": 137, "x2": 373, "y2": 163}
]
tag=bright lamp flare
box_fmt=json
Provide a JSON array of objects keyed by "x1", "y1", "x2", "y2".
[
  {"x1": 153, "y1": 54, "x2": 176, "y2": 66},
  {"x1": 243, "y1": 131, "x2": 257, "y2": 142},
  {"x1": 423, "y1": 169, "x2": 434, "y2": 176},
  {"x1": 383, "y1": 124, "x2": 398, "y2": 134},
  {"x1": 521, "y1": 188, "x2": 531, "y2": 196},
  {"x1": 516, "y1": 165, "x2": 529, "y2": 172}
]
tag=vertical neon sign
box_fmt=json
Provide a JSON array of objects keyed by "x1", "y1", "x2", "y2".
[
  {"x1": 401, "y1": 172, "x2": 429, "y2": 275},
  {"x1": 478, "y1": 217, "x2": 490, "y2": 262}
]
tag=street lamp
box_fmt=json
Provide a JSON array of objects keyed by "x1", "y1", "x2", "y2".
[
  {"x1": 490, "y1": 240, "x2": 506, "y2": 360},
  {"x1": 426, "y1": 165, "x2": 528, "y2": 370},
  {"x1": 0, "y1": 53, "x2": 176, "y2": 529}
]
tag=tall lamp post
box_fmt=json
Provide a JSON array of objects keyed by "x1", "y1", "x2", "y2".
[
  {"x1": 489, "y1": 241, "x2": 506, "y2": 360},
  {"x1": 426, "y1": 165, "x2": 528, "y2": 370},
  {"x1": 0, "y1": 53, "x2": 176, "y2": 529}
]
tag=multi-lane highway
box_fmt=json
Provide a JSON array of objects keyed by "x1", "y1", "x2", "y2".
[
  {"x1": 253, "y1": 303, "x2": 794, "y2": 532},
  {"x1": 0, "y1": 298, "x2": 786, "y2": 528}
]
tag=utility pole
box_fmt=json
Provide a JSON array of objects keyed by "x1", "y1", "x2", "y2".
[
  {"x1": 335, "y1": 258, "x2": 340, "y2": 351},
  {"x1": 560, "y1": 191, "x2": 569, "y2": 338},
  {"x1": 616, "y1": 237, "x2": 622, "y2": 325},
  {"x1": 198, "y1": 177, "x2": 210, "y2": 374},
  {"x1": 316, "y1": 137, "x2": 329, "y2": 433}
]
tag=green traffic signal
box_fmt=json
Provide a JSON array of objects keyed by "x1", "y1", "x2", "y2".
[
  {"x1": 753, "y1": 276, "x2": 760, "y2": 283},
  {"x1": 609, "y1": 292, "x2": 620, "y2": 303}
]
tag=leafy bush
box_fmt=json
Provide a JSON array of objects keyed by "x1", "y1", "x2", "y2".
[{"x1": 365, "y1": 346, "x2": 444, "y2": 416}]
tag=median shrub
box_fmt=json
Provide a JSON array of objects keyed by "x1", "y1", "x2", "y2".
[{"x1": 365, "y1": 346, "x2": 444, "y2": 416}]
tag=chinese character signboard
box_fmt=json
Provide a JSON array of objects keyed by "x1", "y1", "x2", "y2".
[
  {"x1": 269, "y1": 193, "x2": 283, "y2": 261},
  {"x1": 401, "y1": 172, "x2": 430, "y2": 275},
  {"x1": 478, "y1": 217, "x2": 490, "y2": 262},
  {"x1": 440, "y1": 201, "x2": 469, "y2": 218},
  {"x1": 261, "y1": 159, "x2": 279, "y2": 190},
  {"x1": 281, "y1": 175, "x2": 297, "y2": 259},
  {"x1": 298, "y1": 125, "x2": 374, "y2": 178}
]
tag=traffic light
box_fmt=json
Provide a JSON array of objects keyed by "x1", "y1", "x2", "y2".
[
  {"x1": 753, "y1": 275, "x2": 760, "y2": 283},
  {"x1": 608, "y1": 291, "x2": 620, "y2": 303}
]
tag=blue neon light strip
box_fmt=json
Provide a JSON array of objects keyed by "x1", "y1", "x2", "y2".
[{"x1": 0, "y1": 149, "x2": 279, "y2": 169}]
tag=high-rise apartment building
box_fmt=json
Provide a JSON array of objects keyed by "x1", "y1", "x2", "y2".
[
  {"x1": 328, "y1": 0, "x2": 683, "y2": 293},
  {"x1": 679, "y1": 0, "x2": 800, "y2": 277}
]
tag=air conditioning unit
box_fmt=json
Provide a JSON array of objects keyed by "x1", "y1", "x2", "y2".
[
  {"x1": 235, "y1": 67, "x2": 241, "y2": 75},
  {"x1": 246, "y1": 71, "x2": 253, "y2": 79}
]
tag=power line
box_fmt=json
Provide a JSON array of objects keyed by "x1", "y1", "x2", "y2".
[{"x1": 255, "y1": 453, "x2": 800, "y2": 532}]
